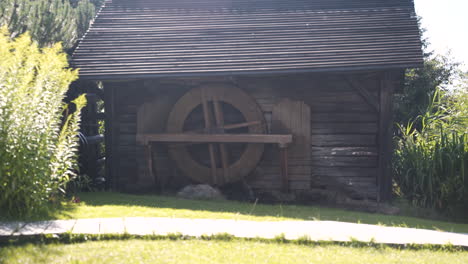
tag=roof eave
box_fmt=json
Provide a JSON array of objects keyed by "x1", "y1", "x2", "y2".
[{"x1": 76, "y1": 62, "x2": 424, "y2": 82}]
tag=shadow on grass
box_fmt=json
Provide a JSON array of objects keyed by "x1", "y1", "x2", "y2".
[
  {"x1": 0, "y1": 202, "x2": 76, "y2": 222},
  {"x1": 71, "y1": 192, "x2": 468, "y2": 233}
]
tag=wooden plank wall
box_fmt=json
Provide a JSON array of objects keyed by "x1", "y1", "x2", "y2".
[
  {"x1": 268, "y1": 99, "x2": 311, "y2": 191},
  {"x1": 105, "y1": 72, "x2": 390, "y2": 199},
  {"x1": 236, "y1": 74, "x2": 380, "y2": 199}
]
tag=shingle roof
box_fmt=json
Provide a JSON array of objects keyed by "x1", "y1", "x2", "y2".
[{"x1": 71, "y1": 0, "x2": 423, "y2": 80}]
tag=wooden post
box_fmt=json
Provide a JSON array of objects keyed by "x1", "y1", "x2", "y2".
[
  {"x1": 145, "y1": 143, "x2": 154, "y2": 186},
  {"x1": 84, "y1": 93, "x2": 99, "y2": 181},
  {"x1": 378, "y1": 72, "x2": 395, "y2": 201},
  {"x1": 280, "y1": 144, "x2": 289, "y2": 193},
  {"x1": 104, "y1": 84, "x2": 116, "y2": 190}
]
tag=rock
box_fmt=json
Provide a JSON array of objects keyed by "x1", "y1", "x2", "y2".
[{"x1": 177, "y1": 184, "x2": 225, "y2": 200}]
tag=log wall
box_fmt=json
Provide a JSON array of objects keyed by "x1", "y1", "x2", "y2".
[{"x1": 104, "y1": 71, "x2": 400, "y2": 199}]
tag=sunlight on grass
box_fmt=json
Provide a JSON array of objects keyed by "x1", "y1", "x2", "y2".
[
  {"x1": 3, "y1": 192, "x2": 468, "y2": 233},
  {"x1": 1, "y1": 240, "x2": 468, "y2": 264}
]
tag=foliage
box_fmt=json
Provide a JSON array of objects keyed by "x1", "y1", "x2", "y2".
[
  {"x1": 0, "y1": 0, "x2": 97, "y2": 50},
  {"x1": 396, "y1": 55, "x2": 460, "y2": 130},
  {"x1": 393, "y1": 88, "x2": 468, "y2": 218},
  {"x1": 0, "y1": 28, "x2": 84, "y2": 218},
  {"x1": 394, "y1": 17, "x2": 462, "y2": 129}
]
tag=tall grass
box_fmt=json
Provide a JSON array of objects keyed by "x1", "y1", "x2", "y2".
[
  {"x1": 0, "y1": 28, "x2": 84, "y2": 218},
  {"x1": 394, "y1": 89, "x2": 468, "y2": 218}
]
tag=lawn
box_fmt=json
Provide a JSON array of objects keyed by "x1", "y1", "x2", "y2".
[
  {"x1": 1, "y1": 239, "x2": 467, "y2": 264},
  {"x1": 10, "y1": 191, "x2": 467, "y2": 234}
]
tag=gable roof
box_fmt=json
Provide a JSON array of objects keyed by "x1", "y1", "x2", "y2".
[{"x1": 71, "y1": 0, "x2": 423, "y2": 80}]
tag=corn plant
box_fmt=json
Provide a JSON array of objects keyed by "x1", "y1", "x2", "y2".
[
  {"x1": 393, "y1": 88, "x2": 468, "y2": 217},
  {"x1": 0, "y1": 28, "x2": 84, "y2": 218}
]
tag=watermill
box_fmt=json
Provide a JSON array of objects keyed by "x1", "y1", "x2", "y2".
[{"x1": 138, "y1": 84, "x2": 292, "y2": 187}]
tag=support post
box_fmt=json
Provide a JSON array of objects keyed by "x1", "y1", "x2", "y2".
[
  {"x1": 378, "y1": 72, "x2": 395, "y2": 201},
  {"x1": 104, "y1": 84, "x2": 116, "y2": 190},
  {"x1": 279, "y1": 144, "x2": 289, "y2": 193},
  {"x1": 144, "y1": 143, "x2": 155, "y2": 187}
]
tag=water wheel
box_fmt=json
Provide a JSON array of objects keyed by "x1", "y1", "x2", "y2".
[{"x1": 166, "y1": 84, "x2": 266, "y2": 185}]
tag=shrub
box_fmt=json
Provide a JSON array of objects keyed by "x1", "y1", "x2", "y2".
[
  {"x1": 393, "y1": 89, "x2": 468, "y2": 218},
  {"x1": 0, "y1": 28, "x2": 84, "y2": 218}
]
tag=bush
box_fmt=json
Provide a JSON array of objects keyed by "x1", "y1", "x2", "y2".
[
  {"x1": 393, "y1": 89, "x2": 468, "y2": 218},
  {"x1": 0, "y1": 28, "x2": 84, "y2": 217}
]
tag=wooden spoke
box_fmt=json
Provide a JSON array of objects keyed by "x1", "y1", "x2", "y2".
[
  {"x1": 167, "y1": 142, "x2": 205, "y2": 148},
  {"x1": 208, "y1": 144, "x2": 217, "y2": 184},
  {"x1": 213, "y1": 96, "x2": 229, "y2": 182},
  {"x1": 212, "y1": 96, "x2": 225, "y2": 127},
  {"x1": 182, "y1": 120, "x2": 261, "y2": 134},
  {"x1": 223, "y1": 120, "x2": 262, "y2": 130},
  {"x1": 201, "y1": 89, "x2": 217, "y2": 184},
  {"x1": 201, "y1": 88, "x2": 213, "y2": 129}
]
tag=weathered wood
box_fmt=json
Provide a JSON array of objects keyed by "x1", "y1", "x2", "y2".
[
  {"x1": 378, "y1": 72, "x2": 396, "y2": 201},
  {"x1": 310, "y1": 135, "x2": 377, "y2": 147},
  {"x1": 223, "y1": 121, "x2": 262, "y2": 130},
  {"x1": 272, "y1": 98, "x2": 311, "y2": 192},
  {"x1": 80, "y1": 92, "x2": 100, "y2": 181},
  {"x1": 201, "y1": 88, "x2": 218, "y2": 184},
  {"x1": 119, "y1": 124, "x2": 137, "y2": 134},
  {"x1": 310, "y1": 122, "x2": 378, "y2": 134},
  {"x1": 108, "y1": 74, "x2": 383, "y2": 199},
  {"x1": 118, "y1": 114, "x2": 137, "y2": 123},
  {"x1": 311, "y1": 147, "x2": 378, "y2": 156},
  {"x1": 345, "y1": 76, "x2": 379, "y2": 112},
  {"x1": 313, "y1": 167, "x2": 378, "y2": 178},
  {"x1": 103, "y1": 84, "x2": 116, "y2": 189},
  {"x1": 311, "y1": 156, "x2": 378, "y2": 167},
  {"x1": 137, "y1": 133, "x2": 292, "y2": 145},
  {"x1": 280, "y1": 147, "x2": 289, "y2": 192},
  {"x1": 213, "y1": 95, "x2": 230, "y2": 183},
  {"x1": 145, "y1": 144, "x2": 154, "y2": 185},
  {"x1": 165, "y1": 84, "x2": 267, "y2": 185},
  {"x1": 310, "y1": 113, "x2": 378, "y2": 123},
  {"x1": 308, "y1": 102, "x2": 373, "y2": 113}
]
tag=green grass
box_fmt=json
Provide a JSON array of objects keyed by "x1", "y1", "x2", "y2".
[
  {"x1": 5, "y1": 191, "x2": 466, "y2": 233},
  {"x1": 1, "y1": 239, "x2": 467, "y2": 264}
]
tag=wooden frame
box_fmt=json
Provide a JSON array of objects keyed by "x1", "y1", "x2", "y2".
[
  {"x1": 137, "y1": 133, "x2": 292, "y2": 145},
  {"x1": 138, "y1": 133, "x2": 293, "y2": 192}
]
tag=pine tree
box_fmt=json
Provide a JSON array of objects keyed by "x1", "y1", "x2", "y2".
[{"x1": 0, "y1": 0, "x2": 97, "y2": 50}]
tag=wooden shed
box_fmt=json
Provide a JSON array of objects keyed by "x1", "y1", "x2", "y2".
[{"x1": 71, "y1": 0, "x2": 423, "y2": 201}]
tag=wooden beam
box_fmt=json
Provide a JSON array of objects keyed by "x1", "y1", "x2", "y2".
[
  {"x1": 103, "y1": 84, "x2": 116, "y2": 190},
  {"x1": 137, "y1": 133, "x2": 292, "y2": 145},
  {"x1": 378, "y1": 72, "x2": 395, "y2": 202},
  {"x1": 345, "y1": 76, "x2": 379, "y2": 112}
]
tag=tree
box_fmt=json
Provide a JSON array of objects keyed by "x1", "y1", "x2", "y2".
[
  {"x1": 0, "y1": 0, "x2": 97, "y2": 50},
  {"x1": 394, "y1": 19, "x2": 462, "y2": 130},
  {"x1": 395, "y1": 55, "x2": 460, "y2": 129}
]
